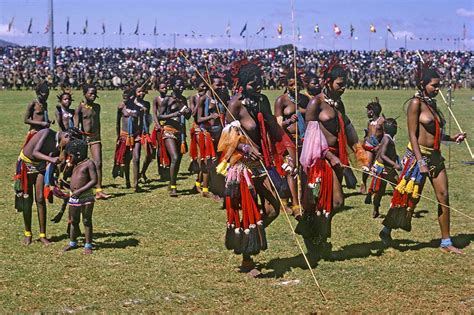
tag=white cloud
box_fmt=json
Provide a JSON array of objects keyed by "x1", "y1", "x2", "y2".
[
  {"x1": 393, "y1": 31, "x2": 416, "y2": 39},
  {"x1": 456, "y1": 8, "x2": 474, "y2": 18},
  {"x1": 0, "y1": 24, "x2": 26, "y2": 37}
]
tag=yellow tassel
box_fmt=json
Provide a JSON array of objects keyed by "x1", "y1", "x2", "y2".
[
  {"x1": 412, "y1": 184, "x2": 420, "y2": 199},
  {"x1": 396, "y1": 178, "x2": 407, "y2": 194},
  {"x1": 216, "y1": 161, "x2": 228, "y2": 176},
  {"x1": 405, "y1": 179, "x2": 415, "y2": 194}
]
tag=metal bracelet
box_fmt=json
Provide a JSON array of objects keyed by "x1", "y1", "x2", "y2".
[
  {"x1": 241, "y1": 144, "x2": 251, "y2": 155},
  {"x1": 417, "y1": 159, "x2": 427, "y2": 168}
]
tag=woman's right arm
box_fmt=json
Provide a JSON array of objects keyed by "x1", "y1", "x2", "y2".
[{"x1": 407, "y1": 98, "x2": 428, "y2": 173}]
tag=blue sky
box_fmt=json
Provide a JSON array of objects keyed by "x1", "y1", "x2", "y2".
[{"x1": 0, "y1": 0, "x2": 472, "y2": 50}]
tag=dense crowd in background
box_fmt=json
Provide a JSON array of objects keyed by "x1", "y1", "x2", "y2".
[{"x1": 0, "y1": 46, "x2": 472, "y2": 90}]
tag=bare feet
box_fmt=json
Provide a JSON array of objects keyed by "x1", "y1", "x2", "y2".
[
  {"x1": 372, "y1": 209, "x2": 380, "y2": 218},
  {"x1": 23, "y1": 236, "x2": 32, "y2": 245},
  {"x1": 202, "y1": 190, "x2": 211, "y2": 198},
  {"x1": 240, "y1": 257, "x2": 255, "y2": 272},
  {"x1": 360, "y1": 184, "x2": 367, "y2": 195},
  {"x1": 291, "y1": 205, "x2": 302, "y2": 220},
  {"x1": 39, "y1": 237, "x2": 51, "y2": 246},
  {"x1": 96, "y1": 191, "x2": 111, "y2": 200},
  {"x1": 83, "y1": 248, "x2": 93, "y2": 255},
  {"x1": 139, "y1": 173, "x2": 149, "y2": 183},
  {"x1": 213, "y1": 195, "x2": 224, "y2": 203},
  {"x1": 240, "y1": 258, "x2": 260, "y2": 277},
  {"x1": 169, "y1": 188, "x2": 178, "y2": 197},
  {"x1": 440, "y1": 246, "x2": 464, "y2": 255},
  {"x1": 63, "y1": 244, "x2": 77, "y2": 252}
]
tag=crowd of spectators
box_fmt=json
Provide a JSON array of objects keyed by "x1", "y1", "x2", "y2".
[{"x1": 0, "y1": 46, "x2": 472, "y2": 90}]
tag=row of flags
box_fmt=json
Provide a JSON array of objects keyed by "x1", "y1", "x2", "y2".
[
  {"x1": 5, "y1": 17, "x2": 467, "y2": 42},
  {"x1": 7, "y1": 17, "x2": 154, "y2": 36}
]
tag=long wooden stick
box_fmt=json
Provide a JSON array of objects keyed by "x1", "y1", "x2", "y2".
[
  {"x1": 438, "y1": 91, "x2": 474, "y2": 158},
  {"x1": 345, "y1": 164, "x2": 474, "y2": 220},
  {"x1": 415, "y1": 50, "x2": 473, "y2": 159},
  {"x1": 179, "y1": 50, "x2": 328, "y2": 302}
]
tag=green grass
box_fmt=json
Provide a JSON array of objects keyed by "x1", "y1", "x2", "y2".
[{"x1": 0, "y1": 88, "x2": 472, "y2": 312}]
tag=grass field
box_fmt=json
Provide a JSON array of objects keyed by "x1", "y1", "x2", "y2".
[{"x1": 0, "y1": 88, "x2": 473, "y2": 313}]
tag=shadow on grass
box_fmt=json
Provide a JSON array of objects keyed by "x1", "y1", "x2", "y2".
[
  {"x1": 259, "y1": 254, "x2": 320, "y2": 278},
  {"x1": 258, "y1": 233, "x2": 472, "y2": 278},
  {"x1": 102, "y1": 183, "x2": 120, "y2": 189},
  {"x1": 93, "y1": 231, "x2": 139, "y2": 250},
  {"x1": 141, "y1": 183, "x2": 167, "y2": 190},
  {"x1": 179, "y1": 188, "x2": 201, "y2": 196},
  {"x1": 107, "y1": 192, "x2": 129, "y2": 199},
  {"x1": 392, "y1": 233, "x2": 472, "y2": 252},
  {"x1": 413, "y1": 209, "x2": 429, "y2": 218},
  {"x1": 49, "y1": 231, "x2": 137, "y2": 244}
]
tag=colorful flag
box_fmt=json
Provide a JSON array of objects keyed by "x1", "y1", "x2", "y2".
[
  {"x1": 277, "y1": 23, "x2": 283, "y2": 35},
  {"x1": 102, "y1": 22, "x2": 106, "y2": 35},
  {"x1": 333, "y1": 24, "x2": 341, "y2": 36},
  {"x1": 225, "y1": 21, "x2": 231, "y2": 36},
  {"x1": 82, "y1": 19, "x2": 88, "y2": 34},
  {"x1": 387, "y1": 25, "x2": 395, "y2": 38},
  {"x1": 119, "y1": 23, "x2": 123, "y2": 35},
  {"x1": 27, "y1": 18, "x2": 33, "y2": 34},
  {"x1": 350, "y1": 24, "x2": 355, "y2": 38},
  {"x1": 44, "y1": 20, "x2": 50, "y2": 34},
  {"x1": 134, "y1": 20, "x2": 140, "y2": 35},
  {"x1": 239, "y1": 22, "x2": 247, "y2": 37},
  {"x1": 66, "y1": 17, "x2": 70, "y2": 35},
  {"x1": 256, "y1": 26, "x2": 265, "y2": 35},
  {"x1": 370, "y1": 23, "x2": 376, "y2": 33},
  {"x1": 297, "y1": 27, "x2": 301, "y2": 40},
  {"x1": 154, "y1": 20, "x2": 157, "y2": 36},
  {"x1": 7, "y1": 17, "x2": 15, "y2": 32},
  {"x1": 314, "y1": 24, "x2": 319, "y2": 33}
]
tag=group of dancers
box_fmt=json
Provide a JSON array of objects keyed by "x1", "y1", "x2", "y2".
[{"x1": 13, "y1": 56, "x2": 466, "y2": 269}]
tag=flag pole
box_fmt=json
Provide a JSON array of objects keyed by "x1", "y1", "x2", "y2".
[{"x1": 48, "y1": 0, "x2": 54, "y2": 72}]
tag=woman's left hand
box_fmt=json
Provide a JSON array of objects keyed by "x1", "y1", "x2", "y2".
[{"x1": 453, "y1": 132, "x2": 467, "y2": 143}]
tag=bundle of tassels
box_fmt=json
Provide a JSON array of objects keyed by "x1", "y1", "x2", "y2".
[
  {"x1": 43, "y1": 163, "x2": 55, "y2": 203},
  {"x1": 158, "y1": 130, "x2": 170, "y2": 167},
  {"x1": 224, "y1": 165, "x2": 267, "y2": 255},
  {"x1": 126, "y1": 117, "x2": 135, "y2": 150},
  {"x1": 141, "y1": 133, "x2": 155, "y2": 158},
  {"x1": 188, "y1": 124, "x2": 199, "y2": 173},
  {"x1": 112, "y1": 136, "x2": 127, "y2": 178},
  {"x1": 180, "y1": 116, "x2": 187, "y2": 155},
  {"x1": 390, "y1": 157, "x2": 424, "y2": 209},
  {"x1": 13, "y1": 158, "x2": 29, "y2": 212},
  {"x1": 306, "y1": 158, "x2": 333, "y2": 217}
]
